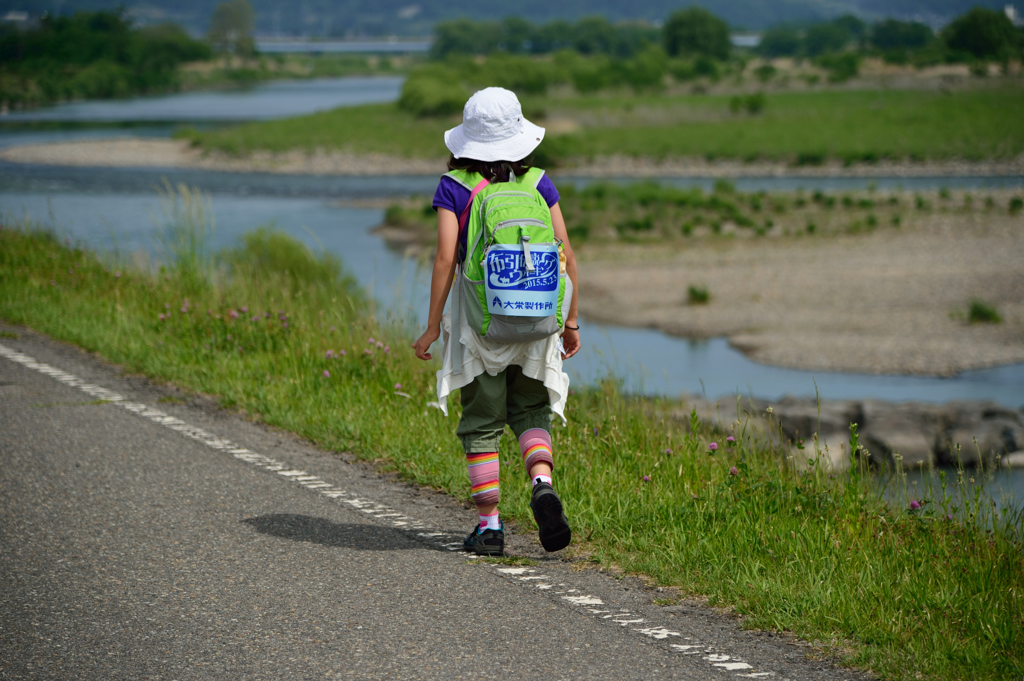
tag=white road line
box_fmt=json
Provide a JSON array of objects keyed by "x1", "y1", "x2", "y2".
[{"x1": 0, "y1": 341, "x2": 780, "y2": 679}]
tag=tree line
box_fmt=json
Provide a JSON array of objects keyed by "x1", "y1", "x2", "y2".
[
  {"x1": 433, "y1": 6, "x2": 1024, "y2": 66},
  {"x1": 759, "y1": 7, "x2": 1024, "y2": 66},
  {"x1": 0, "y1": 0, "x2": 260, "y2": 109},
  {"x1": 0, "y1": 10, "x2": 211, "y2": 106}
]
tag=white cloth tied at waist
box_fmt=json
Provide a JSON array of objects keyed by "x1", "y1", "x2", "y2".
[{"x1": 435, "y1": 309, "x2": 569, "y2": 424}]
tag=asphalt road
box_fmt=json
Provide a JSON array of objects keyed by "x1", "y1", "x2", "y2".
[{"x1": 0, "y1": 325, "x2": 870, "y2": 681}]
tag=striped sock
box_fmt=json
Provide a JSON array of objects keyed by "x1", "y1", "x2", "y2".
[
  {"x1": 519, "y1": 428, "x2": 554, "y2": 472},
  {"x1": 466, "y1": 451, "x2": 500, "y2": 506}
]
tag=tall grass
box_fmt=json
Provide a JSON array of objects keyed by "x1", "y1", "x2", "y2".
[{"x1": 0, "y1": 194, "x2": 1021, "y2": 681}]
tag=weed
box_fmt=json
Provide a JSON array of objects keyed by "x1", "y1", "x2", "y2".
[
  {"x1": 805, "y1": 222, "x2": 817, "y2": 234},
  {"x1": 1010, "y1": 197, "x2": 1023, "y2": 215},
  {"x1": 968, "y1": 300, "x2": 1002, "y2": 324},
  {"x1": 0, "y1": 330, "x2": 18, "y2": 339},
  {"x1": 687, "y1": 285, "x2": 710, "y2": 304}
]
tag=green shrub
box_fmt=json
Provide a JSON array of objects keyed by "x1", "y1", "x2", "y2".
[
  {"x1": 816, "y1": 52, "x2": 860, "y2": 82},
  {"x1": 1010, "y1": 197, "x2": 1023, "y2": 214},
  {"x1": 687, "y1": 284, "x2": 710, "y2": 304},
  {"x1": 968, "y1": 300, "x2": 1002, "y2": 324},
  {"x1": 754, "y1": 63, "x2": 776, "y2": 82},
  {"x1": 662, "y1": 7, "x2": 730, "y2": 60},
  {"x1": 398, "y1": 74, "x2": 468, "y2": 117},
  {"x1": 620, "y1": 45, "x2": 668, "y2": 92},
  {"x1": 693, "y1": 55, "x2": 720, "y2": 80},
  {"x1": 729, "y1": 92, "x2": 766, "y2": 115},
  {"x1": 569, "y1": 55, "x2": 612, "y2": 93}
]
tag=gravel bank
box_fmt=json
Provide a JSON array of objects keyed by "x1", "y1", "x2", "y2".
[
  {"x1": 3, "y1": 137, "x2": 1024, "y2": 177},
  {"x1": 577, "y1": 212, "x2": 1024, "y2": 376}
]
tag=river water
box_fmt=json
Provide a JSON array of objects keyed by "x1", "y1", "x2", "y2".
[{"x1": 2, "y1": 77, "x2": 1022, "y2": 412}]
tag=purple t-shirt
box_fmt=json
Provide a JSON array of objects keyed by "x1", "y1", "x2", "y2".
[{"x1": 432, "y1": 173, "x2": 560, "y2": 225}]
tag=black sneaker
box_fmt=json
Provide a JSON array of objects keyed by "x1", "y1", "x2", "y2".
[
  {"x1": 463, "y1": 523, "x2": 504, "y2": 556},
  {"x1": 530, "y1": 482, "x2": 571, "y2": 552}
]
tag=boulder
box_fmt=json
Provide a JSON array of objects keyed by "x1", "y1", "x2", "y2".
[
  {"x1": 939, "y1": 419, "x2": 1022, "y2": 467},
  {"x1": 858, "y1": 400, "x2": 951, "y2": 469}
]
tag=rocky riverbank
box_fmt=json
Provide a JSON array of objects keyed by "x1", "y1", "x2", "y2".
[{"x1": 683, "y1": 394, "x2": 1024, "y2": 471}]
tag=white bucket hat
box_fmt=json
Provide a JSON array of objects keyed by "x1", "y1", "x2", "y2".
[{"x1": 444, "y1": 87, "x2": 545, "y2": 162}]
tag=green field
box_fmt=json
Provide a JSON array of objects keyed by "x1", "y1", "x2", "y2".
[
  {"x1": 184, "y1": 87, "x2": 1024, "y2": 164},
  {"x1": 1, "y1": 192, "x2": 1022, "y2": 681}
]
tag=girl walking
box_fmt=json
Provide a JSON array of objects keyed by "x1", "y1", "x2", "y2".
[{"x1": 412, "y1": 87, "x2": 581, "y2": 556}]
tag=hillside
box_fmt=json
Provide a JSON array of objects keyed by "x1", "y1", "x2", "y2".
[{"x1": 0, "y1": 0, "x2": 1011, "y2": 36}]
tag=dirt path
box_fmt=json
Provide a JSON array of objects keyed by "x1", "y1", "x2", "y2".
[{"x1": 577, "y1": 215, "x2": 1024, "y2": 376}]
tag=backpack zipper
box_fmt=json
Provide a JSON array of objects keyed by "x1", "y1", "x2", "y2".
[{"x1": 486, "y1": 218, "x2": 550, "y2": 251}]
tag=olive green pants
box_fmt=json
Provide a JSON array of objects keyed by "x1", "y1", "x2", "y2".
[{"x1": 457, "y1": 366, "x2": 552, "y2": 454}]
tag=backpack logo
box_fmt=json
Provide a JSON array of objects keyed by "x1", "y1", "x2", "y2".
[{"x1": 484, "y1": 244, "x2": 559, "y2": 317}]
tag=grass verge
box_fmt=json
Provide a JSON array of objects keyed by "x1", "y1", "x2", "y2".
[
  {"x1": 0, "y1": 196, "x2": 1021, "y2": 681},
  {"x1": 184, "y1": 87, "x2": 1024, "y2": 164}
]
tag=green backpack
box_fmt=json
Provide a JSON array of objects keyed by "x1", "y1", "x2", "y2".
[{"x1": 447, "y1": 167, "x2": 571, "y2": 372}]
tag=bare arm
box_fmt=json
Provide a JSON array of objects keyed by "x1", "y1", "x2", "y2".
[
  {"x1": 549, "y1": 202, "x2": 581, "y2": 360},
  {"x1": 412, "y1": 208, "x2": 459, "y2": 360}
]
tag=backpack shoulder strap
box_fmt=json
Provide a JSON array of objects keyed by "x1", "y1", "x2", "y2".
[
  {"x1": 459, "y1": 178, "x2": 489, "y2": 235},
  {"x1": 521, "y1": 167, "x2": 546, "y2": 189}
]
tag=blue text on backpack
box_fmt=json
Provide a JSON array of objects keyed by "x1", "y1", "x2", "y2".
[{"x1": 448, "y1": 167, "x2": 571, "y2": 346}]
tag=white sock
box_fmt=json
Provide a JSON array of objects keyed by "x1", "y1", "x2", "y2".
[
  {"x1": 532, "y1": 475, "x2": 552, "y2": 487},
  {"x1": 479, "y1": 511, "x2": 501, "y2": 531}
]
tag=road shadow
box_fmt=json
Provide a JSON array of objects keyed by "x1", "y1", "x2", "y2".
[{"x1": 243, "y1": 513, "x2": 427, "y2": 551}]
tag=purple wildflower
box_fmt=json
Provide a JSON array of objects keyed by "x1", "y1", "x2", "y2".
[
  {"x1": 241, "y1": 306, "x2": 248, "y2": 313},
  {"x1": 364, "y1": 348, "x2": 372, "y2": 355},
  {"x1": 383, "y1": 345, "x2": 390, "y2": 354},
  {"x1": 322, "y1": 370, "x2": 330, "y2": 378},
  {"x1": 376, "y1": 341, "x2": 384, "y2": 349},
  {"x1": 339, "y1": 349, "x2": 346, "y2": 356},
  {"x1": 251, "y1": 316, "x2": 259, "y2": 322},
  {"x1": 283, "y1": 322, "x2": 289, "y2": 328},
  {"x1": 729, "y1": 467, "x2": 739, "y2": 476},
  {"x1": 947, "y1": 514, "x2": 954, "y2": 521},
  {"x1": 114, "y1": 271, "x2": 121, "y2": 278},
  {"x1": 709, "y1": 442, "x2": 718, "y2": 452},
  {"x1": 394, "y1": 383, "x2": 402, "y2": 390},
  {"x1": 158, "y1": 313, "x2": 165, "y2": 321},
  {"x1": 726, "y1": 436, "x2": 735, "y2": 443},
  {"x1": 664, "y1": 448, "x2": 673, "y2": 455},
  {"x1": 165, "y1": 303, "x2": 171, "y2": 309},
  {"x1": 326, "y1": 350, "x2": 334, "y2": 359},
  {"x1": 368, "y1": 337, "x2": 375, "y2": 344},
  {"x1": 642, "y1": 475, "x2": 651, "y2": 482},
  {"x1": 229, "y1": 310, "x2": 239, "y2": 319},
  {"x1": 909, "y1": 500, "x2": 921, "y2": 510}
]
